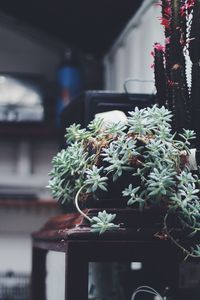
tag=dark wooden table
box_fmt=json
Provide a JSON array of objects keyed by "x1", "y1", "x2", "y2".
[{"x1": 31, "y1": 209, "x2": 182, "y2": 300}]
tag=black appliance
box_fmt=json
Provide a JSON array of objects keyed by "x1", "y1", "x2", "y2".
[{"x1": 60, "y1": 90, "x2": 155, "y2": 132}]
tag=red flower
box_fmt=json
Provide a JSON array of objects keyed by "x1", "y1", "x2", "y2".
[
  {"x1": 159, "y1": 17, "x2": 170, "y2": 29},
  {"x1": 164, "y1": 7, "x2": 171, "y2": 18},
  {"x1": 157, "y1": 0, "x2": 171, "y2": 29},
  {"x1": 150, "y1": 44, "x2": 165, "y2": 68},
  {"x1": 154, "y1": 43, "x2": 165, "y2": 52},
  {"x1": 150, "y1": 44, "x2": 165, "y2": 63},
  {"x1": 168, "y1": 80, "x2": 174, "y2": 87},
  {"x1": 180, "y1": 0, "x2": 195, "y2": 16},
  {"x1": 150, "y1": 51, "x2": 155, "y2": 57},
  {"x1": 165, "y1": 37, "x2": 170, "y2": 45}
]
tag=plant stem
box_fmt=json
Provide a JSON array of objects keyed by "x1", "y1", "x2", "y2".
[
  {"x1": 164, "y1": 213, "x2": 200, "y2": 259},
  {"x1": 75, "y1": 185, "x2": 93, "y2": 223},
  {"x1": 179, "y1": 217, "x2": 200, "y2": 232}
]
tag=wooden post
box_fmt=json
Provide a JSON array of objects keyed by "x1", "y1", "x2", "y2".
[
  {"x1": 30, "y1": 247, "x2": 47, "y2": 300},
  {"x1": 65, "y1": 242, "x2": 89, "y2": 300}
]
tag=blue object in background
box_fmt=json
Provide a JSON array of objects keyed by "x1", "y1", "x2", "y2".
[{"x1": 56, "y1": 49, "x2": 82, "y2": 126}]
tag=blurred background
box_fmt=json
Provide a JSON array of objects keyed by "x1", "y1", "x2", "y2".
[{"x1": 0, "y1": 0, "x2": 199, "y2": 299}]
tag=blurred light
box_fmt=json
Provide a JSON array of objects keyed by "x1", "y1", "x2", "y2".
[{"x1": 130, "y1": 262, "x2": 142, "y2": 270}]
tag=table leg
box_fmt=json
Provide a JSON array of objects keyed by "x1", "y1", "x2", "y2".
[
  {"x1": 65, "y1": 245, "x2": 89, "y2": 300},
  {"x1": 30, "y1": 247, "x2": 47, "y2": 300}
]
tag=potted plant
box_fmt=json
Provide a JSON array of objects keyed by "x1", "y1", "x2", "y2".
[{"x1": 48, "y1": 104, "x2": 200, "y2": 259}]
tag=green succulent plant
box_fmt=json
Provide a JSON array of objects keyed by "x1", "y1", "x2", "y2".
[{"x1": 48, "y1": 105, "x2": 200, "y2": 258}]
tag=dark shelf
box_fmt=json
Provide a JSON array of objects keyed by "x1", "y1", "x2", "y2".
[{"x1": 0, "y1": 123, "x2": 61, "y2": 139}]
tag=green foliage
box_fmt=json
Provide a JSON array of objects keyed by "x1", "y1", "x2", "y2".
[
  {"x1": 65, "y1": 124, "x2": 90, "y2": 144},
  {"x1": 128, "y1": 106, "x2": 172, "y2": 135},
  {"x1": 84, "y1": 166, "x2": 108, "y2": 193},
  {"x1": 91, "y1": 210, "x2": 119, "y2": 234},
  {"x1": 48, "y1": 105, "x2": 200, "y2": 257},
  {"x1": 87, "y1": 117, "x2": 104, "y2": 134},
  {"x1": 104, "y1": 121, "x2": 127, "y2": 137},
  {"x1": 192, "y1": 244, "x2": 200, "y2": 256},
  {"x1": 147, "y1": 167, "x2": 176, "y2": 197},
  {"x1": 102, "y1": 136, "x2": 135, "y2": 182},
  {"x1": 122, "y1": 185, "x2": 145, "y2": 210}
]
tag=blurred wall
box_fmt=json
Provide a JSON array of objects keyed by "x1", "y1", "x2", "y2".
[
  {"x1": 103, "y1": 0, "x2": 164, "y2": 94},
  {"x1": 0, "y1": 14, "x2": 66, "y2": 80},
  {"x1": 0, "y1": 14, "x2": 63, "y2": 275}
]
